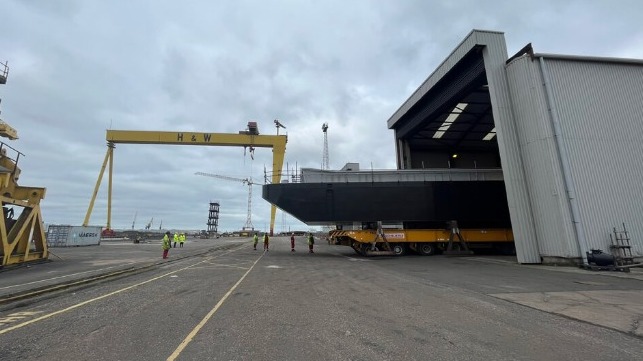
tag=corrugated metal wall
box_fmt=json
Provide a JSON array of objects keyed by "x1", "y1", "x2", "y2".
[
  {"x1": 480, "y1": 33, "x2": 541, "y2": 263},
  {"x1": 545, "y1": 58, "x2": 643, "y2": 257},
  {"x1": 506, "y1": 55, "x2": 643, "y2": 259},
  {"x1": 506, "y1": 56, "x2": 578, "y2": 259}
]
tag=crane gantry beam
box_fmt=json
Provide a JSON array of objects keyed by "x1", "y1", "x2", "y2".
[{"x1": 83, "y1": 129, "x2": 287, "y2": 236}]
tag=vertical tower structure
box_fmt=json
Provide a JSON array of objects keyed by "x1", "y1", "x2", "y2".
[
  {"x1": 207, "y1": 201, "x2": 220, "y2": 235},
  {"x1": 322, "y1": 123, "x2": 329, "y2": 170}
]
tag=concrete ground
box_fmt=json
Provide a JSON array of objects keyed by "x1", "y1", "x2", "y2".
[
  {"x1": 466, "y1": 257, "x2": 643, "y2": 337},
  {"x1": 0, "y1": 236, "x2": 244, "y2": 301},
  {"x1": 2, "y1": 236, "x2": 643, "y2": 340}
]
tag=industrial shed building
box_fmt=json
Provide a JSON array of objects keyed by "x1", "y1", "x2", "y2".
[{"x1": 388, "y1": 30, "x2": 643, "y2": 264}]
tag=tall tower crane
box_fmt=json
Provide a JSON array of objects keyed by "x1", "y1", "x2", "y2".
[
  {"x1": 322, "y1": 122, "x2": 329, "y2": 170},
  {"x1": 195, "y1": 172, "x2": 255, "y2": 231}
]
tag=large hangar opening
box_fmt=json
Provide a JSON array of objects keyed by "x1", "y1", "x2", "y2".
[
  {"x1": 387, "y1": 33, "x2": 512, "y2": 235},
  {"x1": 387, "y1": 30, "x2": 534, "y2": 262},
  {"x1": 389, "y1": 47, "x2": 499, "y2": 171}
]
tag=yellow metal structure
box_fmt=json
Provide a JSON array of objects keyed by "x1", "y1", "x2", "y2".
[
  {"x1": 0, "y1": 59, "x2": 48, "y2": 267},
  {"x1": 83, "y1": 129, "x2": 287, "y2": 235},
  {"x1": 0, "y1": 121, "x2": 18, "y2": 140},
  {"x1": 330, "y1": 228, "x2": 514, "y2": 256},
  {"x1": 0, "y1": 137, "x2": 48, "y2": 266}
]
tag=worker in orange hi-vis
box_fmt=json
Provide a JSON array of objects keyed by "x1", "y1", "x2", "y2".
[{"x1": 290, "y1": 233, "x2": 296, "y2": 252}]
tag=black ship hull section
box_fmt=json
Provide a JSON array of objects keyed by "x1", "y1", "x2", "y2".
[{"x1": 262, "y1": 181, "x2": 511, "y2": 228}]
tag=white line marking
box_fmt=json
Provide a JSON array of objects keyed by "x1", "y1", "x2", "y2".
[{"x1": 196, "y1": 263, "x2": 250, "y2": 270}]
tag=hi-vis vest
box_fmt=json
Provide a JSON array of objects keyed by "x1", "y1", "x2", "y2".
[
  {"x1": 162, "y1": 235, "x2": 171, "y2": 250},
  {"x1": 179, "y1": 234, "x2": 185, "y2": 243},
  {"x1": 174, "y1": 233, "x2": 179, "y2": 242}
]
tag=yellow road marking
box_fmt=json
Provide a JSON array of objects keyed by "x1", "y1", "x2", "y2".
[
  {"x1": 0, "y1": 262, "x2": 203, "y2": 335},
  {"x1": 167, "y1": 252, "x2": 264, "y2": 361},
  {"x1": 0, "y1": 245, "x2": 246, "y2": 335},
  {"x1": 0, "y1": 311, "x2": 43, "y2": 326}
]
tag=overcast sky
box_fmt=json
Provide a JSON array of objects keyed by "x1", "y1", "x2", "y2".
[{"x1": 1, "y1": 0, "x2": 642, "y2": 233}]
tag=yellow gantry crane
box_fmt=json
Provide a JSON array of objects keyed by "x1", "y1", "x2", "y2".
[
  {"x1": 83, "y1": 123, "x2": 287, "y2": 235},
  {"x1": 195, "y1": 172, "x2": 256, "y2": 231},
  {"x1": 0, "y1": 60, "x2": 48, "y2": 266}
]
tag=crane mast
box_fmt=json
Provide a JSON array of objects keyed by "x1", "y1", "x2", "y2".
[{"x1": 322, "y1": 122, "x2": 329, "y2": 170}]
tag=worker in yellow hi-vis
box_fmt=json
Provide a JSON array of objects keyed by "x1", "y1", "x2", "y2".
[
  {"x1": 173, "y1": 232, "x2": 179, "y2": 248},
  {"x1": 162, "y1": 231, "x2": 171, "y2": 259},
  {"x1": 253, "y1": 233, "x2": 259, "y2": 250},
  {"x1": 179, "y1": 233, "x2": 186, "y2": 248}
]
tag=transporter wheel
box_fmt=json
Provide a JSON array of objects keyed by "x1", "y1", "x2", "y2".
[
  {"x1": 416, "y1": 243, "x2": 436, "y2": 256},
  {"x1": 391, "y1": 243, "x2": 407, "y2": 256},
  {"x1": 352, "y1": 242, "x2": 363, "y2": 255},
  {"x1": 360, "y1": 243, "x2": 374, "y2": 256}
]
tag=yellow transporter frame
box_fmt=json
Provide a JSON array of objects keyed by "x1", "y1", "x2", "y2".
[
  {"x1": 83, "y1": 130, "x2": 287, "y2": 235},
  {"x1": 330, "y1": 228, "x2": 514, "y2": 255},
  {"x1": 0, "y1": 149, "x2": 47, "y2": 266}
]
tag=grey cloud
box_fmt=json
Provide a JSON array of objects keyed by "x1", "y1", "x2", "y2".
[{"x1": 2, "y1": 0, "x2": 642, "y2": 231}]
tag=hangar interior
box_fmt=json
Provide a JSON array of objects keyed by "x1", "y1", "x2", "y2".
[
  {"x1": 388, "y1": 29, "x2": 643, "y2": 265},
  {"x1": 388, "y1": 45, "x2": 500, "y2": 171}
]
